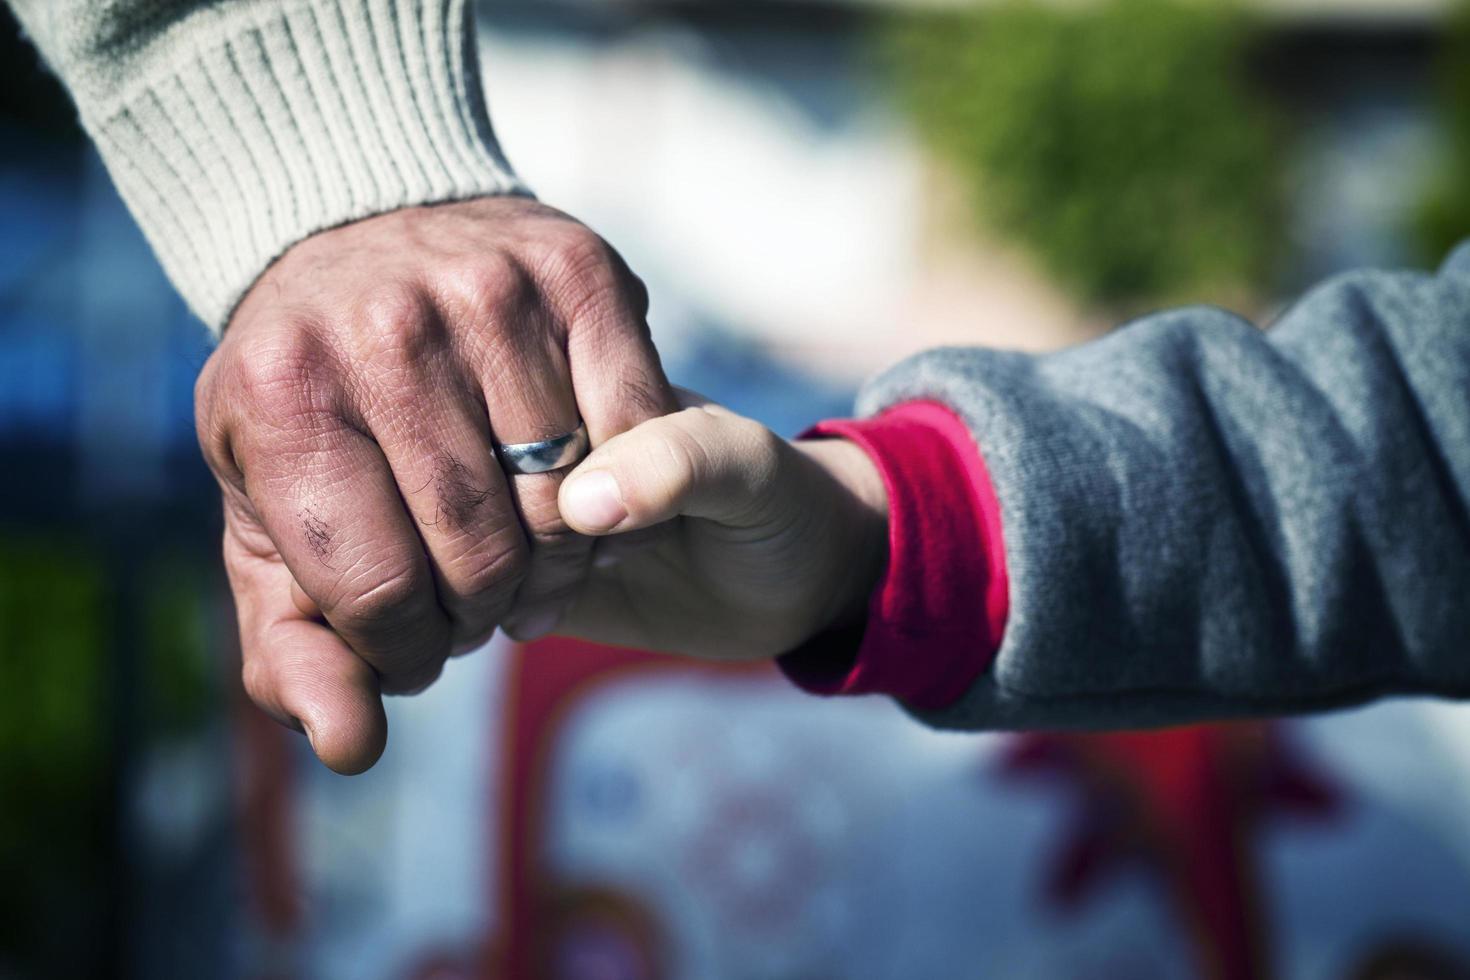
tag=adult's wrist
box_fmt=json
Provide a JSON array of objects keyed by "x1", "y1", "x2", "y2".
[{"x1": 73, "y1": 0, "x2": 526, "y2": 332}]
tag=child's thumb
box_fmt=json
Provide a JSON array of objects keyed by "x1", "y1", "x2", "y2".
[{"x1": 558, "y1": 405, "x2": 779, "y2": 535}]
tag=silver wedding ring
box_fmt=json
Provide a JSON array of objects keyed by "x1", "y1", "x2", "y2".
[{"x1": 496, "y1": 423, "x2": 590, "y2": 475}]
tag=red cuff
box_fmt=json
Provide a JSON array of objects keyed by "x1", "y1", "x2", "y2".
[{"x1": 776, "y1": 401, "x2": 1008, "y2": 711}]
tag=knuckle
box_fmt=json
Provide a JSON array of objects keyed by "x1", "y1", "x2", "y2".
[
  {"x1": 196, "y1": 420, "x2": 240, "y2": 487},
  {"x1": 734, "y1": 416, "x2": 780, "y2": 457},
  {"x1": 331, "y1": 561, "x2": 429, "y2": 631},
  {"x1": 233, "y1": 330, "x2": 339, "y2": 426},
  {"x1": 355, "y1": 283, "x2": 438, "y2": 364},
  {"x1": 745, "y1": 423, "x2": 786, "y2": 486},
  {"x1": 627, "y1": 272, "x2": 651, "y2": 318},
  {"x1": 193, "y1": 399, "x2": 217, "y2": 453},
  {"x1": 192, "y1": 351, "x2": 220, "y2": 415},
  {"x1": 652, "y1": 419, "x2": 707, "y2": 487},
  {"x1": 454, "y1": 534, "x2": 529, "y2": 602},
  {"x1": 539, "y1": 231, "x2": 629, "y2": 324},
  {"x1": 682, "y1": 405, "x2": 727, "y2": 444},
  {"x1": 542, "y1": 226, "x2": 613, "y2": 285},
  {"x1": 423, "y1": 454, "x2": 496, "y2": 532},
  {"x1": 193, "y1": 363, "x2": 240, "y2": 482},
  {"x1": 442, "y1": 254, "x2": 529, "y2": 315}
]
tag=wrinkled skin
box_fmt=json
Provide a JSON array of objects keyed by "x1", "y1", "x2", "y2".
[{"x1": 194, "y1": 197, "x2": 676, "y2": 773}]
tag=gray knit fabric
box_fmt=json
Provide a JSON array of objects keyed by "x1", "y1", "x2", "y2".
[
  {"x1": 9, "y1": 0, "x2": 527, "y2": 331},
  {"x1": 861, "y1": 242, "x2": 1470, "y2": 730}
]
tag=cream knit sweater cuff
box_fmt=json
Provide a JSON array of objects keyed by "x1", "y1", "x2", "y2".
[{"x1": 27, "y1": 0, "x2": 527, "y2": 332}]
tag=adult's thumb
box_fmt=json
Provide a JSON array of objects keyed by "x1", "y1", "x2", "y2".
[{"x1": 246, "y1": 617, "x2": 389, "y2": 775}]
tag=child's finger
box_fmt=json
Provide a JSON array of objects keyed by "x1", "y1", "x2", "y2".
[{"x1": 557, "y1": 403, "x2": 783, "y2": 535}]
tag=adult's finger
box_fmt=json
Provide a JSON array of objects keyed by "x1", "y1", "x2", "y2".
[
  {"x1": 471, "y1": 311, "x2": 594, "y2": 642},
  {"x1": 233, "y1": 378, "x2": 453, "y2": 694},
  {"x1": 225, "y1": 516, "x2": 388, "y2": 774},
  {"x1": 563, "y1": 246, "x2": 679, "y2": 444},
  {"x1": 355, "y1": 341, "x2": 527, "y2": 651},
  {"x1": 502, "y1": 245, "x2": 677, "y2": 639}
]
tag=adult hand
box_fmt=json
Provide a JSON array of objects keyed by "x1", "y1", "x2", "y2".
[
  {"x1": 554, "y1": 394, "x2": 889, "y2": 661},
  {"x1": 194, "y1": 197, "x2": 676, "y2": 774}
]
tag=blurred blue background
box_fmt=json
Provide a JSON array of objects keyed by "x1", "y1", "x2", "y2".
[{"x1": 4, "y1": 1, "x2": 1470, "y2": 978}]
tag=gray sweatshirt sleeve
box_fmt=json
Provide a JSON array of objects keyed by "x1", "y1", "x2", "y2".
[
  {"x1": 8, "y1": 0, "x2": 526, "y2": 331},
  {"x1": 859, "y1": 242, "x2": 1470, "y2": 731}
]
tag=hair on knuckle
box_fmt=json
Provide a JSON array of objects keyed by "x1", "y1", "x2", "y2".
[
  {"x1": 420, "y1": 455, "x2": 495, "y2": 532},
  {"x1": 618, "y1": 365, "x2": 669, "y2": 419},
  {"x1": 298, "y1": 507, "x2": 336, "y2": 565}
]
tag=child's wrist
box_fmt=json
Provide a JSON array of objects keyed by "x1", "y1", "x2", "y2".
[{"x1": 793, "y1": 438, "x2": 889, "y2": 639}]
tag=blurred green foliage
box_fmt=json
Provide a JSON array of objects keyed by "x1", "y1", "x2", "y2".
[
  {"x1": 0, "y1": 537, "x2": 106, "y2": 828},
  {"x1": 143, "y1": 556, "x2": 217, "y2": 738},
  {"x1": 884, "y1": 0, "x2": 1281, "y2": 310},
  {"x1": 0, "y1": 536, "x2": 219, "y2": 973},
  {"x1": 0, "y1": 537, "x2": 108, "y2": 969},
  {"x1": 1417, "y1": 0, "x2": 1470, "y2": 263}
]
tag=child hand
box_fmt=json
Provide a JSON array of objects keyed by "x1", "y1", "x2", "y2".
[{"x1": 525, "y1": 394, "x2": 888, "y2": 660}]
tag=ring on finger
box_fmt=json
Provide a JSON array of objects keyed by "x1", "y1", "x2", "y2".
[{"x1": 496, "y1": 423, "x2": 590, "y2": 475}]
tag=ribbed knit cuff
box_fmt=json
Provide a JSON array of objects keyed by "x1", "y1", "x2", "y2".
[
  {"x1": 79, "y1": 0, "x2": 527, "y2": 331},
  {"x1": 778, "y1": 402, "x2": 1009, "y2": 711}
]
